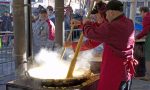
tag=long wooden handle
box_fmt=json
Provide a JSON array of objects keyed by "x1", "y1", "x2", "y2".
[
  {"x1": 67, "y1": 0, "x2": 95, "y2": 78},
  {"x1": 60, "y1": 26, "x2": 74, "y2": 60},
  {"x1": 66, "y1": 33, "x2": 84, "y2": 78}
]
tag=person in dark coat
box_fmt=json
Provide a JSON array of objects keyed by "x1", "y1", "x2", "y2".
[
  {"x1": 0, "y1": 11, "x2": 12, "y2": 31},
  {"x1": 136, "y1": 7, "x2": 150, "y2": 80},
  {"x1": 47, "y1": 6, "x2": 55, "y2": 24}
]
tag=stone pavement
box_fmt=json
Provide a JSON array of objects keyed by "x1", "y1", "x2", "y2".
[{"x1": 132, "y1": 78, "x2": 150, "y2": 90}]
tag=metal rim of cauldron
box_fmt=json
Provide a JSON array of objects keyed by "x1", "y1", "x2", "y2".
[
  {"x1": 26, "y1": 69, "x2": 91, "y2": 87},
  {"x1": 26, "y1": 57, "x2": 92, "y2": 87}
]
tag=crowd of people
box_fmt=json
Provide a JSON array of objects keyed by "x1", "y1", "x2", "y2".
[
  {"x1": 0, "y1": 11, "x2": 13, "y2": 48},
  {"x1": 0, "y1": 11, "x2": 13, "y2": 32},
  {"x1": 32, "y1": 4, "x2": 87, "y2": 30},
  {"x1": 31, "y1": 4, "x2": 103, "y2": 56}
]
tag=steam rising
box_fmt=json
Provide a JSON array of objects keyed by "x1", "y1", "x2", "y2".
[{"x1": 28, "y1": 48, "x2": 90, "y2": 79}]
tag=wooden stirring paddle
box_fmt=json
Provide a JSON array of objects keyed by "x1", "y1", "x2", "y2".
[{"x1": 66, "y1": 0, "x2": 95, "y2": 78}]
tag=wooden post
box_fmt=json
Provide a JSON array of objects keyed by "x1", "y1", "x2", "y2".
[
  {"x1": 55, "y1": 0, "x2": 64, "y2": 46},
  {"x1": 13, "y1": 0, "x2": 26, "y2": 75}
]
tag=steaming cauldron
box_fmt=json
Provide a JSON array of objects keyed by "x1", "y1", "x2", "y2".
[
  {"x1": 26, "y1": 56, "x2": 91, "y2": 87},
  {"x1": 41, "y1": 75, "x2": 89, "y2": 87},
  {"x1": 27, "y1": 69, "x2": 91, "y2": 87}
]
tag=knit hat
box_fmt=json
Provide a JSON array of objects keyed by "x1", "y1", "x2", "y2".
[
  {"x1": 91, "y1": 1, "x2": 107, "y2": 14},
  {"x1": 64, "y1": 5, "x2": 73, "y2": 13},
  {"x1": 40, "y1": 9, "x2": 47, "y2": 14},
  {"x1": 106, "y1": 0, "x2": 123, "y2": 12},
  {"x1": 47, "y1": 6, "x2": 53, "y2": 11}
]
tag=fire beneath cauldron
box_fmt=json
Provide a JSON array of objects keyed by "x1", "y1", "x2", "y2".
[{"x1": 28, "y1": 49, "x2": 90, "y2": 80}]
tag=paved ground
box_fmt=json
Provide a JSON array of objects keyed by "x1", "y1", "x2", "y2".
[{"x1": 132, "y1": 78, "x2": 150, "y2": 90}]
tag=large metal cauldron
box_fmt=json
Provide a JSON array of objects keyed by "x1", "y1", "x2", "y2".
[
  {"x1": 26, "y1": 56, "x2": 92, "y2": 87},
  {"x1": 27, "y1": 70, "x2": 91, "y2": 87}
]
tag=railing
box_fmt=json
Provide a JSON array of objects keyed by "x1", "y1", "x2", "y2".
[
  {"x1": 64, "y1": 29, "x2": 82, "y2": 42},
  {"x1": 0, "y1": 31, "x2": 15, "y2": 90}
]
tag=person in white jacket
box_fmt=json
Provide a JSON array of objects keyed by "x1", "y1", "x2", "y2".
[{"x1": 32, "y1": 9, "x2": 55, "y2": 56}]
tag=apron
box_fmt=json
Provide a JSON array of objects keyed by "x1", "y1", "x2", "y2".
[
  {"x1": 98, "y1": 44, "x2": 136, "y2": 90},
  {"x1": 98, "y1": 44, "x2": 128, "y2": 90}
]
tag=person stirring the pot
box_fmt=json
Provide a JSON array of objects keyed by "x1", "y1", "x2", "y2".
[{"x1": 65, "y1": 1, "x2": 138, "y2": 90}]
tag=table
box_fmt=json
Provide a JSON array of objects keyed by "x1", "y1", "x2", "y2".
[{"x1": 134, "y1": 39, "x2": 146, "y2": 77}]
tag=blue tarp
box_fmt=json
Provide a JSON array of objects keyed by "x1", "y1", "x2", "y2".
[{"x1": 135, "y1": 16, "x2": 143, "y2": 31}]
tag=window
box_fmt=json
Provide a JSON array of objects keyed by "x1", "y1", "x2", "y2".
[
  {"x1": 31, "y1": 0, "x2": 43, "y2": 2},
  {"x1": 137, "y1": 2, "x2": 144, "y2": 7},
  {"x1": 31, "y1": 0, "x2": 36, "y2": 2},
  {"x1": 38, "y1": 0, "x2": 43, "y2": 3},
  {"x1": 148, "y1": 2, "x2": 150, "y2": 8}
]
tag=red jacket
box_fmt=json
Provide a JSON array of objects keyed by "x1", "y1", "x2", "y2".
[
  {"x1": 72, "y1": 22, "x2": 102, "y2": 51},
  {"x1": 72, "y1": 39, "x2": 101, "y2": 51},
  {"x1": 82, "y1": 14, "x2": 136, "y2": 90},
  {"x1": 136, "y1": 12, "x2": 150, "y2": 39},
  {"x1": 46, "y1": 19, "x2": 55, "y2": 40}
]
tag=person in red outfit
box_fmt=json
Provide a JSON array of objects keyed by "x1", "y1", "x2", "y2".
[
  {"x1": 136, "y1": 7, "x2": 150, "y2": 80},
  {"x1": 68, "y1": 1, "x2": 107, "y2": 52},
  {"x1": 65, "y1": 0, "x2": 138, "y2": 90}
]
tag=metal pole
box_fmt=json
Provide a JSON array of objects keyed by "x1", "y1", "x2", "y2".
[
  {"x1": 13, "y1": 0, "x2": 26, "y2": 75},
  {"x1": 55, "y1": 0, "x2": 64, "y2": 46},
  {"x1": 48, "y1": 0, "x2": 50, "y2": 6},
  {"x1": 130, "y1": 0, "x2": 137, "y2": 22},
  {"x1": 24, "y1": 0, "x2": 32, "y2": 72},
  {"x1": 144, "y1": 0, "x2": 148, "y2": 7},
  {"x1": 24, "y1": 0, "x2": 32, "y2": 59}
]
